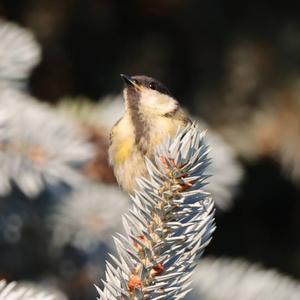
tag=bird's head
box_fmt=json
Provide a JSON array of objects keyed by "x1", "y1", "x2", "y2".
[{"x1": 120, "y1": 74, "x2": 179, "y2": 117}]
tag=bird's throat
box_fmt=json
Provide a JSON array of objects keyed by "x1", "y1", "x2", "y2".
[{"x1": 126, "y1": 88, "x2": 149, "y2": 154}]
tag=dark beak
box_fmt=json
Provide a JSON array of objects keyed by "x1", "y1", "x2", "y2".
[{"x1": 120, "y1": 74, "x2": 135, "y2": 87}]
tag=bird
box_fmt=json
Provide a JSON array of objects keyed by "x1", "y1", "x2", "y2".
[{"x1": 109, "y1": 74, "x2": 190, "y2": 194}]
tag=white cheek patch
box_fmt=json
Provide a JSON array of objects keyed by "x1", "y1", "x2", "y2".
[{"x1": 140, "y1": 89, "x2": 178, "y2": 115}]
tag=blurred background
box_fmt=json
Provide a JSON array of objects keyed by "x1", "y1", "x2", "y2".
[{"x1": 0, "y1": 1, "x2": 300, "y2": 299}]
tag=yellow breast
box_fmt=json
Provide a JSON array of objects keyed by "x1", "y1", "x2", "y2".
[
  {"x1": 109, "y1": 115, "x2": 135, "y2": 167},
  {"x1": 114, "y1": 138, "x2": 134, "y2": 166},
  {"x1": 109, "y1": 109, "x2": 189, "y2": 194}
]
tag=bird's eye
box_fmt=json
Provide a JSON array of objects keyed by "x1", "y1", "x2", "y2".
[{"x1": 149, "y1": 82, "x2": 156, "y2": 90}]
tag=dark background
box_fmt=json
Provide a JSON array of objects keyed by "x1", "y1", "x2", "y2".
[
  {"x1": 0, "y1": 0, "x2": 300, "y2": 298},
  {"x1": 1, "y1": 1, "x2": 299, "y2": 101}
]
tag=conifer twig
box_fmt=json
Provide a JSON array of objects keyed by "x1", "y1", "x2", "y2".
[
  {"x1": 0, "y1": 280, "x2": 53, "y2": 300},
  {"x1": 187, "y1": 257, "x2": 300, "y2": 300},
  {"x1": 96, "y1": 123, "x2": 216, "y2": 299}
]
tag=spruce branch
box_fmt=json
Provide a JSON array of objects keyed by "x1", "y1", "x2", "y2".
[
  {"x1": 0, "y1": 88, "x2": 94, "y2": 197},
  {"x1": 0, "y1": 280, "x2": 53, "y2": 300},
  {"x1": 96, "y1": 123, "x2": 216, "y2": 299},
  {"x1": 51, "y1": 182, "x2": 129, "y2": 252},
  {"x1": 0, "y1": 19, "x2": 41, "y2": 84},
  {"x1": 187, "y1": 257, "x2": 300, "y2": 300}
]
